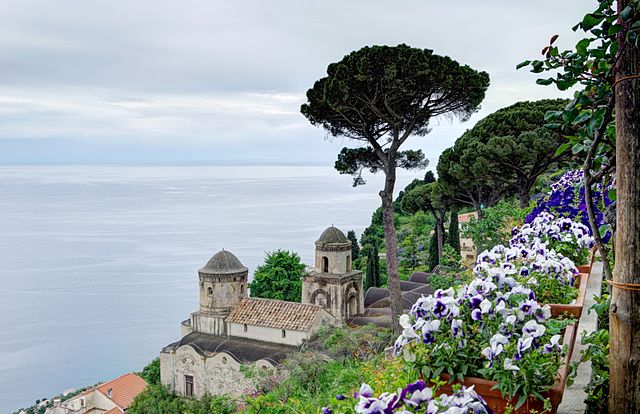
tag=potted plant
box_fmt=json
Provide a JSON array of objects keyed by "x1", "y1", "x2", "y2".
[{"x1": 393, "y1": 281, "x2": 576, "y2": 414}]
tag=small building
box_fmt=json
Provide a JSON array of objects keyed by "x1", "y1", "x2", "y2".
[
  {"x1": 51, "y1": 373, "x2": 147, "y2": 414},
  {"x1": 458, "y1": 211, "x2": 479, "y2": 267},
  {"x1": 160, "y1": 226, "x2": 364, "y2": 399}
]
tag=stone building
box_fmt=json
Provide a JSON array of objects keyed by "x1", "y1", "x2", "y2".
[{"x1": 160, "y1": 226, "x2": 364, "y2": 399}]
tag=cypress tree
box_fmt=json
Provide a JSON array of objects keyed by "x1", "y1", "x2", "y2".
[
  {"x1": 448, "y1": 210, "x2": 461, "y2": 254},
  {"x1": 365, "y1": 244, "x2": 381, "y2": 289},
  {"x1": 427, "y1": 229, "x2": 439, "y2": 271},
  {"x1": 347, "y1": 230, "x2": 360, "y2": 261}
]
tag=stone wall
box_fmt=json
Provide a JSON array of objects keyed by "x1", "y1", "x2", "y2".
[{"x1": 161, "y1": 345, "x2": 274, "y2": 398}]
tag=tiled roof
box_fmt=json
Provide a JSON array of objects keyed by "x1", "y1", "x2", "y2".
[
  {"x1": 96, "y1": 373, "x2": 147, "y2": 410},
  {"x1": 458, "y1": 212, "x2": 478, "y2": 223},
  {"x1": 226, "y1": 298, "x2": 323, "y2": 331},
  {"x1": 104, "y1": 408, "x2": 121, "y2": 414}
]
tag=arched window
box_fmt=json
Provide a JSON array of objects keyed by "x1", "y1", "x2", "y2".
[
  {"x1": 207, "y1": 286, "x2": 213, "y2": 295},
  {"x1": 322, "y1": 256, "x2": 329, "y2": 273},
  {"x1": 240, "y1": 284, "x2": 244, "y2": 293},
  {"x1": 346, "y1": 255, "x2": 352, "y2": 272},
  {"x1": 282, "y1": 329, "x2": 287, "y2": 338},
  {"x1": 243, "y1": 323, "x2": 248, "y2": 332}
]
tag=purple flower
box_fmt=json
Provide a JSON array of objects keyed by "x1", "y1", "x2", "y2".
[{"x1": 471, "y1": 309, "x2": 483, "y2": 321}]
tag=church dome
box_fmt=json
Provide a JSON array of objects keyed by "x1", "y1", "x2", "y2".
[
  {"x1": 200, "y1": 250, "x2": 248, "y2": 274},
  {"x1": 316, "y1": 226, "x2": 350, "y2": 246}
]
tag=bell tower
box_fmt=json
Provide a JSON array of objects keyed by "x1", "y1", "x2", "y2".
[
  {"x1": 302, "y1": 226, "x2": 364, "y2": 324},
  {"x1": 192, "y1": 249, "x2": 248, "y2": 335}
]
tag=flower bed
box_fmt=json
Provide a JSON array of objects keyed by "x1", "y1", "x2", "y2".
[
  {"x1": 436, "y1": 322, "x2": 576, "y2": 414},
  {"x1": 548, "y1": 271, "x2": 588, "y2": 319}
]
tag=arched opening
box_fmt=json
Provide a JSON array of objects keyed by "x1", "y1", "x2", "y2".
[
  {"x1": 243, "y1": 323, "x2": 248, "y2": 332},
  {"x1": 207, "y1": 286, "x2": 213, "y2": 296},
  {"x1": 240, "y1": 284, "x2": 244, "y2": 294},
  {"x1": 322, "y1": 256, "x2": 329, "y2": 273},
  {"x1": 346, "y1": 255, "x2": 352, "y2": 272},
  {"x1": 348, "y1": 295, "x2": 358, "y2": 317},
  {"x1": 281, "y1": 329, "x2": 287, "y2": 338}
]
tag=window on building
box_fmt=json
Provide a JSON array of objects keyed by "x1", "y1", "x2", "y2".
[
  {"x1": 346, "y1": 255, "x2": 351, "y2": 272},
  {"x1": 322, "y1": 256, "x2": 329, "y2": 273},
  {"x1": 282, "y1": 329, "x2": 286, "y2": 338},
  {"x1": 80, "y1": 399, "x2": 85, "y2": 407},
  {"x1": 243, "y1": 323, "x2": 248, "y2": 332},
  {"x1": 207, "y1": 287, "x2": 213, "y2": 295},
  {"x1": 185, "y1": 375, "x2": 194, "y2": 397},
  {"x1": 240, "y1": 284, "x2": 244, "y2": 293}
]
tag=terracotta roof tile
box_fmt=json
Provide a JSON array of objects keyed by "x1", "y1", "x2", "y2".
[
  {"x1": 226, "y1": 298, "x2": 323, "y2": 331},
  {"x1": 458, "y1": 212, "x2": 478, "y2": 223},
  {"x1": 96, "y1": 373, "x2": 147, "y2": 410},
  {"x1": 104, "y1": 408, "x2": 122, "y2": 414}
]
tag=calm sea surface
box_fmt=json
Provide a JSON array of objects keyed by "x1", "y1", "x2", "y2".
[{"x1": 0, "y1": 165, "x2": 417, "y2": 413}]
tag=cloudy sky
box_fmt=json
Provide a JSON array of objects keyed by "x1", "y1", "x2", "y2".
[{"x1": 0, "y1": 1, "x2": 593, "y2": 165}]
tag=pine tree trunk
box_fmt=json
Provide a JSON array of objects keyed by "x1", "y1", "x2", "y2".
[
  {"x1": 609, "y1": 2, "x2": 640, "y2": 409},
  {"x1": 381, "y1": 168, "x2": 402, "y2": 335}
]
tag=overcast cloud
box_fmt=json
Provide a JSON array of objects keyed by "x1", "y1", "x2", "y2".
[{"x1": 0, "y1": 0, "x2": 593, "y2": 165}]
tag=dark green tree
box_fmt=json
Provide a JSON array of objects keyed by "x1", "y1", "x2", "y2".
[
  {"x1": 427, "y1": 230, "x2": 439, "y2": 271},
  {"x1": 365, "y1": 244, "x2": 381, "y2": 289},
  {"x1": 139, "y1": 358, "x2": 160, "y2": 385},
  {"x1": 458, "y1": 99, "x2": 571, "y2": 207},
  {"x1": 436, "y1": 140, "x2": 512, "y2": 217},
  {"x1": 401, "y1": 182, "x2": 447, "y2": 260},
  {"x1": 248, "y1": 250, "x2": 305, "y2": 303},
  {"x1": 301, "y1": 44, "x2": 489, "y2": 333},
  {"x1": 447, "y1": 209, "x2": 461, "y2": 254},
  {"x1": 347, "y1": 230, "x2": 360, "y2": 262}
]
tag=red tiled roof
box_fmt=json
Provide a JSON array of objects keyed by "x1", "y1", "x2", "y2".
[
  {"x1": 458, "y1": 212, "x2": 478, "y2": 223},
  {"x1": 104, "y1": 408, "x2": 122, "y2": 414},
  {"x1": 97, "y1": 373, "x2": 147, "y2": 410},
  {"x1": 226, "y1": 298, "x2": 323, "y2": 331}
]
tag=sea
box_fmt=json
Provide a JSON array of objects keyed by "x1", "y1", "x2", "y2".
[{"x1": 0, "y1": 164, "x2": 418, "y2": 413}]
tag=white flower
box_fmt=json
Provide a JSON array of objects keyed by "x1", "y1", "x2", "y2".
[
  {"x1": 504, "y1": 358, "x2": 520, "y2": 371},
  {"x1": 480, "y1": 299, "x2": 492, "y2": 314}
]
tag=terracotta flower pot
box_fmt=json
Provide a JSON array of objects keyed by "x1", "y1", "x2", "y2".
[
  {"x1": 436, "y1": 323, "x2": 577, "y2": 414},
  {"x1": 547, "y1": 272, "x2": 589, "y2": 319}
]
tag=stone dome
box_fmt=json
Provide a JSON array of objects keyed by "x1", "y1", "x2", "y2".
[
  {"x1": 200, "y1": 250, "x2": 248, "y2": 274},
  {"x1": 316, "y1": 226, "x2": 350, "y2": 246}
]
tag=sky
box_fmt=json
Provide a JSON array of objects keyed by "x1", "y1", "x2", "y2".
[{"x1": 0, "y1": 0, "x2": 594, "y2": 166}]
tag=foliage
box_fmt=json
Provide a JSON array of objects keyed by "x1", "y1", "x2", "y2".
[
  {"x1": 462, "y1": 199, "x2": 526, "y2": 253},
  {"x1": 429, "y1": 271, "x2": 466, "y2": 291},
  {"x1": 347, "y1": 230, "x2": 360, "y2": 262},
  {"x1": 455, "y1": 100, "x2": 571, "y2": 207},
  {"x1": 314, "y1": 324, "x2": 395, "y2": 360},
  {"x1": 427, "y1": 230, "x2": 439, "y2": 271},
  {"x1": 139, "y1": 358, "x2": 161, "y2": 385},
  {"x1": 440, "y1": 245, "x2": 462, "y2": 270},
  {"x1": 364, "y1": 244, "x2": 381, "y2": 289},
  {"x1": 128, "y1": 384, "x2": 236, "y2": 414},
  {"x1": 248, "y1": 250, "x2": 305, "y2": 303},
  {"x1": 447, "y1": 211, "x2": 461, "y2": 254}
]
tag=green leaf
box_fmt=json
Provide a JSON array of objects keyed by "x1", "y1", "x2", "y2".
[
  {"x1": 572, "y1": 143, "x2": 584, "y2": 154},
  {"x1": 576, "y1": 38, "x2": 591, "y2": 56},
  {"x1": 555, "y1": 142, "x2": 571, "y2": 156},
  {"x1": 516, "y1": 393, "x2": 528, "y2": 409},
  {"x1": 536, "y1": 78, "x2": 554, "y2": 86},
  {"x1": 608, "y1": 188, "x2": 617, "y2": 201},
  {"x1": 621, "y1": 5, "x2": 634, "y2": 21},
  {"x1": 516, "y1": 60, "x2": 531, "y2": 70},
  {"x1": 582, "y1": 14, "x2": 602, "y2": 31},
  {"x1": 573, "y1": 111, "x2": 592, "y2": 124}
]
